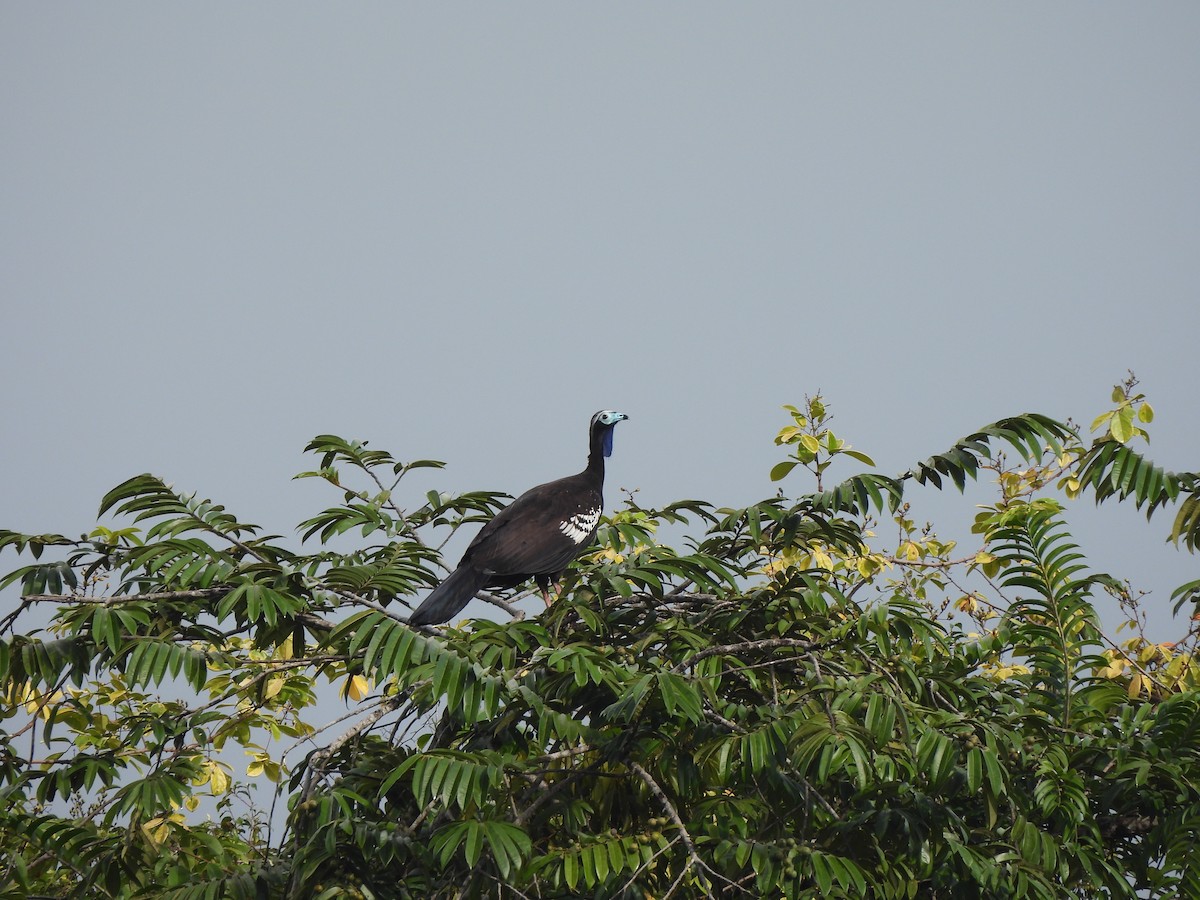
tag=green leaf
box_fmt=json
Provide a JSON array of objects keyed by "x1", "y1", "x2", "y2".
[
  {"x1": 658, "y1": 672, "x2": 703, "y2": 723},
  {"x1": 841, "y1": 449, "x2": 876, "y2": 466},
  {"x1": 1170, "y1": 493, "x2": 1200, "y2": 552},
  {"x1": 464, "y1": 820, "x2": 484, "y2": 867},
  {"x1": 1110, "y1": 406, "x2": 1135, "y2": 443},
  {"x1": 769, "y1": 460, "x2": 798, "y2": 482},
  {"x1": 563, "y1": 850, "x2": 579, "y2": 890},
  {"x1": 966, "y1": 747, "x2": 983, "y2": 793}
]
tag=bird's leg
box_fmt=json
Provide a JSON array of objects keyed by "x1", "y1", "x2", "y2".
[{"x1": 535, "y1": 575, "x2": 565, "y2": 608}]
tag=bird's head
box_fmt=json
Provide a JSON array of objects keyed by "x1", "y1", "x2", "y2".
[{"x1": 592, "y1": 409, "x2": 628, "y2": 458}]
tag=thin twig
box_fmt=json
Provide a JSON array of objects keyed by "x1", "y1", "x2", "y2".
[
  {"x1": 304, "y1": 694, "x2": 404, "y2": 795},
  {"x1": 702, "y1": 709, "x2": 744, "y2": 733},
  {"x1": 532, "y1": 743, "x2": 593, "y2": 763},
  {"x1": 889, "y1": 552, "x2": 988, "y2": 570},
  {"x1": 22, "y1": 588, "x2": 227, "y2": 605},
  {"x1": 616, "y1": 834, "x2": 682, "y2": 897},
  {"x1": 672, "y1": 638, "x2": 821, "y2": 673},
  {"x1": 627, "y1": 760, "x2": 742, "y2": 896}
]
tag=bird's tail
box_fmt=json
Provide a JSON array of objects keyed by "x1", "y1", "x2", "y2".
[{"x1": 408, "y1": 565, "x2": 488, "y2": 626}]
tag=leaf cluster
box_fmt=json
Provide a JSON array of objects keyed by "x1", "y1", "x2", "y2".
[{"x1": 2, "y1": 388, "x2": 1200, "y2": 898}]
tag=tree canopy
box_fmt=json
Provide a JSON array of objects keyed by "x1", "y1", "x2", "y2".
[{"x1": 3, "y1": 380, "x2": 1200, "y2": 899}]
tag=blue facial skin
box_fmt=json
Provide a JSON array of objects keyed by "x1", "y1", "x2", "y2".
[{"x1": 597, "y1": 411, "x2": 627, "y2": 457}]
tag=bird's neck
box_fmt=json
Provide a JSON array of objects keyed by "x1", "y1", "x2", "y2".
[{"x1": 584, "y1": 428, "x2": 608, "y2": 480}]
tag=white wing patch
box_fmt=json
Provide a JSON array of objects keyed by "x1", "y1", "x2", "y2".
[{"x1": 559, "y1": 508, "x2": 600, "y2": 544}]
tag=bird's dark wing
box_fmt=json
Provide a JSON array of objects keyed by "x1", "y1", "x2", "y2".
[{"x1": 461, "y1": 477, "x2": 600, "y2": 581}]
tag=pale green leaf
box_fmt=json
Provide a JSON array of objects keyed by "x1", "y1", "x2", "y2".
[{"x1": 1110, "y1": 406, "x2": 1135, "y2": 443}]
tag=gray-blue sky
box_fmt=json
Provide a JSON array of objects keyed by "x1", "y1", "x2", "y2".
[{"x1": 3, "y1": 5, "x2": 1198, "y2": 637}]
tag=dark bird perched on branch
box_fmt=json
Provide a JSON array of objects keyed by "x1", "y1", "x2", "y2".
[{"x1": 408, "y1": 410, "x2": 629, "y2": 626}]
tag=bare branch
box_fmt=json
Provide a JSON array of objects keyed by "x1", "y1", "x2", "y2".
[
  {"x1": 303, "y1": 693, "x2": 406, "y2": 799},
  {"x1": 477, "y1": 590, "x2": 526, "y2": 620}
]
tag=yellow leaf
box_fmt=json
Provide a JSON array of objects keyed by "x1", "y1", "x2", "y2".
[
  {"x1": 760, "y1": 558, "x2": 786, "y2": 577},
  {"x1": 992, "y1": 663, "x2": 1031, "y2": 680},
  {"x1": 276, "y1": 635, "x2": 294, "y2": 660},
  {"x1": 775, "y1": 426, "x2": 802, "y2": 445},
  {"x1": 208, "y1": 761, "x2": 230, "y2": 795},
  {"x1": 1165, "y1": 654, "x2": 1186, "y2": 678},
  {"x1": 142, "y1": 814, "x2": 182, "y2": 846},
  {"x1": 799, "y1": 434, "x2": 821, "y2": 455},
  {"x1": 1096, "y1": 659, "x2": 1126, "y2": 679},
  {"x1": 263, "y1": 675, "x2": 285, "y2": 701},
  {"x1": 1138, "y1": 402, "x2": 1154, "y2": 423},
  {"x1": 974, "y1": 551, "x2": 996, "y2": 566},
  {"x1": 347, "y1": 675, "x2": 371, "y2": 702},
  {"x1": 142, "y1": 817, "x2": 168, "y2": 845},
  {"x1": 247, "y1": 760, "x2": 265, "y2": 777},
  {"x1": 811, "y1": 548, "x2": 834, "y2": 570},
  {"x1": 24, "y1": 688, "x2": 64, "y2": 721},
  {"x1": 184, "y1": 796, "x2": 200, "y2": 812},
  {"x1": 1127, "y1": 673, "x2": 1143, "y2": 699}
]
